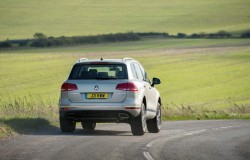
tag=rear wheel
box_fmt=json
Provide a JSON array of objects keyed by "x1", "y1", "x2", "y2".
[
  {"x1": 146, "y1": 102, "x2": 161, "y2": 133},
  {"x1": 60, "y1": 116, "x2": 76, "y2": 132},
  {"x1": 81, "y1": 122, "x2": 96, "y2": 131},
  {"x1": 131, "y1": 103, "x2": 147, "y2": 136}
]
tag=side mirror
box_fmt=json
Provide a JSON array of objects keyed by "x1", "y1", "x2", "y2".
[{"x1": 152, "y1": 77, "x2": 161, "y2": 87}]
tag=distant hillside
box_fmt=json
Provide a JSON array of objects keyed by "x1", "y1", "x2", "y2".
[{"x1": 0, "y1": 0, "x2": 249, "y2": 40}]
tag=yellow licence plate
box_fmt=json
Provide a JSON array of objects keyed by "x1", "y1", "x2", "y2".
[{"x1": 86, "y1": 93, "x2": 109, "y2": 99}]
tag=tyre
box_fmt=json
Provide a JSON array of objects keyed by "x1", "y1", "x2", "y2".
[
  {"x1": 81, "y1": 122, "x2": 96, "y2": 131},
  {"x1": 131, "y1": 103, "x2": 147, "y2": 136},
  {"x1": 146, "y1": 102, "x2": 161, "y2": 133},
  {"x1": 59, "y1": 116, "x2": 76, "y2": 132}
]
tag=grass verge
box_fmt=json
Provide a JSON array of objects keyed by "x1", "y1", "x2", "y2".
[{"x1": 0, "y1": 94, "x2": 58, "y2": 140}]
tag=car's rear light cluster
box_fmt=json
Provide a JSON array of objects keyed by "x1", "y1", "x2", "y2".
[
  {"x1": 61, "y1": 83, "x2": 78, "y2": 91},
  {"x1": 116, "y1": 82, "x2": 138, "y2": 91}
]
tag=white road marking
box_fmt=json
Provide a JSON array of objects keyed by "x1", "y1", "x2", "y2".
[
  {"x1": 146, "y1": 138, "x2": 160, "y2": 148},
  {"x1": 220, "y1": 126, "x2": 234, "y2": 129},
  {"x1": 212, "y1": 128, "x2": 219, "y2": 130},
  {"x1": 211, "y1": 124, "x2": 250, "y2": 130},
  {"x1": 182, "y1": 129, "x2": 206, "y2": 136},
  {"x1": 143, "y1": 152, "x2": 154, "y2": 160},
  {"x1": 143, "y1": 124, "x2": 250, "y2": 160}
]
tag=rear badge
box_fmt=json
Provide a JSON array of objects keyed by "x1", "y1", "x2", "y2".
[{"x1": 94, "y1": 85, "x2": 99, "y2": 91}]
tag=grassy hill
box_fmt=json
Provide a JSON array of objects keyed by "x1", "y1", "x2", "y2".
[
  {"x1": 0, "y1": 0, "x2": 250, "y2": 139},
  {"x1": 0, "y1": 38, "x2": 250, "y2": 139},
  {"x1": 0, "y1": 39, "x2": 250, "y2": 118},
  {"x1": 0, "y1": 0, "x2": 250, "y2": 40}
]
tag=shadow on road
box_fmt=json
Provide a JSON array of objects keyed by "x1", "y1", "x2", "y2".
[
  {"x1": 73, "y1": 129, "x2": 132, "y2": 136},
  {"x1": 0, "y1": 117, "x2": 56, "y2": 134},
  {"x1": 1, "y1": 117, "x2": 132, "y2": 137}
]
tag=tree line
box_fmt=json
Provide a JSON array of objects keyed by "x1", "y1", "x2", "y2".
[{"x1": 0, "y1": 31, "x2": 250, "y2": 49}]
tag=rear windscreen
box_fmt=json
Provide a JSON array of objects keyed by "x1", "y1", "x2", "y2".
[{"x1": 69, "y1": 63, "x2": 128, "y2": 80}]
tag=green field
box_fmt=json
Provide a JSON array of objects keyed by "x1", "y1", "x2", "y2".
[
  {"x1": 1, "y1": 38, "x2": 250, "y2": 138},
  {"x1": 0, "y1": 0, "x2": 250, "y2": 40},
  {"x1": 1, "y1": 39, "x2": 250, "y2": 115},
  {"x1": 1, "y1": 0, "x2": 250, "y2": 138}
]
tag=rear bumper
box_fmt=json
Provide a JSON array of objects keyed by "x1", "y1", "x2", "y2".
[
  {"x1": 59, "y1": 110, "x2": 136, "y2": 123},
  {"x1": 59, "y1": 98, "x2": 142, "y2": 123}
]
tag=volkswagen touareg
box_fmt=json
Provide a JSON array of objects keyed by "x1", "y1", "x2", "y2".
[{"x1": 59, "y1": 57, "x2": 161, "y2": 135}]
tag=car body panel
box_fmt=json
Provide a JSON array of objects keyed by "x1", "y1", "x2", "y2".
[{"x1": 59, "y1": 58, "x2": 161, "y2": 123}]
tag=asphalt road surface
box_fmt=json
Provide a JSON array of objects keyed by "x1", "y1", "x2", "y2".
[{"x1": 0, "y1": 120, "x2": 249, "y2": 160}]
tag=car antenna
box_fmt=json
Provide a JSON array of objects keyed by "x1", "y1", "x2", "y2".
[{"x1": 100, "y1": 57, "x2": 103, "y2": 61}]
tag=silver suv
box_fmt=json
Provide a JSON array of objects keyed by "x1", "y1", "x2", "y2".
[{"x1": 59, "y1": 58, "x2": 161, "y2": 135}]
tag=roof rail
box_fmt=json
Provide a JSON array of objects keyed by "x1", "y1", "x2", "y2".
[
  {"x1": 122, "y1": 57, "x2": 134, "y2": 61},
  {"x1": 77, "y1": 58, "x2": 88, "y2": 62}
]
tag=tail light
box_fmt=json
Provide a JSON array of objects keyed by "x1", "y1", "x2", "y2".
[
  {"x1": 116, "y1": 82, "x2": 138, "y2": 91},
  {"x1": 61, "y1": 83, "x2": 78, "y2": 91}
]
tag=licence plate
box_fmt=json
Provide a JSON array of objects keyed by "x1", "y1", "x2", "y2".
[{"x1": 86, "y1": 93, "x2": 109, "y2": 99}]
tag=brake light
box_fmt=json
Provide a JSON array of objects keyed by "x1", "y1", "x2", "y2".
[
  {"x1": 116, "y1": 82, "x2": 138, "y2": 91},
  {"x1": 61, "y1": 83, "x2": 78, "y2": 91}
]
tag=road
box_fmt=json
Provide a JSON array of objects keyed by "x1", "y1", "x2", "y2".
[{"x1": 0, "y1": 120, "x2": 249, "y2": 160}]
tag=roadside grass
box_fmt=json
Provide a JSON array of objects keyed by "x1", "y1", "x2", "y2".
[
  {"x1": 0, "y1": 94, "x2": 58, "y2": 140},
  {"x1": 0, "y1": 117, "x2": 53, "y2": 141},
  {"x1": 0, "y1": 38, "x2": 250, "y2": 139},
  {"x1": 0, "y1": 0, "x2": 250, "y2": 40},
  {"x1": 137, "y1": 43, "x2": 250, "y2": 120}
]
